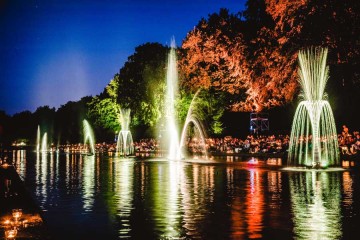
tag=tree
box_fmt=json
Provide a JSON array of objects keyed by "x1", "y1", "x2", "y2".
[
  {"x1": 0, "y1": 111, "x2": 10, "y2": 145},
  {"x1": 114, "y1": 42, "x2": 168, "y2": 127},
  {"x1": 176, "y1": 88, "x2": 226, "y2": 135},
  {"x1": 87, "y1": 95, "x2": 120, "y2": 133},
  {"x1": 179, "y1": 8, "x2": 298, "y2": 112},
  {"x1": 179, "y1": 9, "x2": 250, "y2": 104},
  {"x1": 87, "y1": 43, "x2": 169, "y2": 138},
  {"x1": 55, "y1": 96, "x2": 92, "y2": 144}
]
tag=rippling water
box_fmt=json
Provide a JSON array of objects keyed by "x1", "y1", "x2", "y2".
[{"x1": 12, "y1": 150, "x2": 360, "y2": 239}]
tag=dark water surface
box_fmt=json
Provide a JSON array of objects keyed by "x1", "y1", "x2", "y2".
[{"x1": 12, "y1": 150, "x2": 360, "y2": 239}]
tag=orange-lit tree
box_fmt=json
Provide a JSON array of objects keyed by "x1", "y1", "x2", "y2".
[{"x1": 180, "y1": 0, "x2": 360, "y2": 112}]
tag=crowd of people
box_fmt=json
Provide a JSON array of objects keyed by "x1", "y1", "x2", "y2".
[
  {"x1": 44, "y1": 125, "x2": 360, "y2": 157},
  {"x1": 339, "y1": 125, "x2": 360, "y2": 156},
  {"x1": 133, "y1": 125, "x2": 360, "y2": 157},
  {"x1": 132, "y1": 135, "x2": 289, "y2": 155}
]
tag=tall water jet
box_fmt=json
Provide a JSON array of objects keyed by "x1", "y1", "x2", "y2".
[
  {"x1": 178, "y1": 90, "x2": 208, "y2": 159},
  {"x1": 41, "y1": 132, "x2": 47, "y2": 152},
  {"x1": 36, "y1": 125, "x2": 40, "y2": 152},
  {"x1": 288, "y1": 48, "x2": 340, "y2": 168},
  {"x1": 83, "y1": 119, "x2": 95, "y2": 155},
  {"x1": 116, "y1": 108, "x2": 134, "y2": 156},
  {"x1": 165, "y1": 38, "x2": 180, "y2": 160}
]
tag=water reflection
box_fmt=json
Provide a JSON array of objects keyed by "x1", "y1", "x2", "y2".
[
  {"x1": 229, "y1": 168, "x2": 265, "y2": 239},
  {"x1": 8, "y1": 152, "x2": 360, "y2": 239},
  {"x1": 181, "y1": 163, "x2": 216, "y2": 238},
  {"x1": 149, "y1": 161, "x2": 183, "y2": 238},
  {"x1": 14, "y1": 150, "x2": 26, "y2": 178},
  {"x1": 82, "y1": 155, "x2": 95, "y2": 211},
  {"x1": 342, "y1": 171, "x2": 353, "y2": 208},
  {"x1": 289, "y1": 171, "x2": 342, "y2": 239},
  {"x1": 246, "y1": 169, "x2": 264, "y2": 238},
  {"x1": 113, "y1": 158, "x2": 134, "y2": 237}
]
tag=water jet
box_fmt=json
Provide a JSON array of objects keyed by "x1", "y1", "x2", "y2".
[{"x1": 288, "y1": 48, "x2": 340, "y2": 168}]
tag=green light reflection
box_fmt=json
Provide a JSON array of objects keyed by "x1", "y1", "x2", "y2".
[{"x1": 289, "y1": 172, "x2": 342, "y2": 239}]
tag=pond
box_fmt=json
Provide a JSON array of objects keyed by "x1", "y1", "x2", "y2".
[{"x1": 12, "y1": 150, "x2": 360, "y2": 239}]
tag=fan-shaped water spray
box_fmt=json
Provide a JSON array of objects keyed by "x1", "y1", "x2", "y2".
[
  {"x1": 178, "y1": 90, "x2": 208, "y2": 159},
  {"x1": 288, "y1": 48, "x2": 340, "y2": 168},
  {"x1": 83, "y1": 119, "x2": 95, "y2": 155},
  {"x1": 116, "y1": 108, "x2": 134, "y2": 156}
]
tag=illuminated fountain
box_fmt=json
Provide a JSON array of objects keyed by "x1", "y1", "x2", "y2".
[
  {"x1": 41, "y1": 132, "x2": 48, "y2": 152},
  {"x1": 288, "y1": 48, "x2": 340, "y2": 168},
  {"x1": 116, "y1": 108, "x2": 134, "y2": 156},
  {"x1": 36, "y1": 125, "x2": 40, "y2": 152},
  {"x1": 165, "y1": 38, "x2": 180, "y2": 160},
  {"x1": 164, "y1": 39, "x2": 207, "y2": 160},
  {"x1": 178, "y1": 90, "x2": 208, "y2": 159},
  {"x1": 83, "y1": 119, "x2": 95, "y2": 155}
]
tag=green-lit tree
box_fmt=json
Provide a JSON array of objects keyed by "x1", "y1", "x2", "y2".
[
  {"x1": 88, "y1": 43, "x2": 168, "y2": 138},
  {"x1": 176, "y1": 88, "x2": 226, "y2": 135}
]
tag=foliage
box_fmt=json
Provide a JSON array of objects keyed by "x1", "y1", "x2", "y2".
[
  {"x1": 55, "y1": 96, "x2": 93, "y2": 144},
  {"x1": 176, "y1": 89, "x2": 225, "y2": 135},
  {"x1": 88, "y1": 42, "x2": 169, "y2": 133},
  {"x1": 115, "y1": 43, "x2": 168, "y2": 127},
  {"x1": 179, "y1": 9, "x2": 250, "y2": 108},
  {"x1": 180, "y1": 1, "x2": 360, "y2": 112},
  {"x1": 88, "y1": 95, "x2": 120, "y2": 133}
]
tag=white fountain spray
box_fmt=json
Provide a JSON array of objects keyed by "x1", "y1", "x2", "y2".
[
  {"x1": 178, "y1": 90, "x2": 208, "y2": 159},
  {"x1": 36, "y1": 125, "x2": 40, "y2": 152},
  {"x1": 163, "y1": 38, "x2": 208, "y2": 160},
  {"x1": 83, "y1": 119, "x2": 95, "y2": 155},
  {"x1": 165, "y1": 38, "x2": 180, "y2": 160},
  {"x1": 41, "y1": 132, "x2": 47, "y2": 152},
  {"x1": 288, "y1": 48, "x2": 339, "y2": 168},
  {"x1": 116, "y1": 108, "x2": 134, "y2": 156}
]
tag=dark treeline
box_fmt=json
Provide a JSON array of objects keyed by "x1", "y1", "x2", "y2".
[{"x1": 0, "y1": 97, "x2": 114, "y2": 147}]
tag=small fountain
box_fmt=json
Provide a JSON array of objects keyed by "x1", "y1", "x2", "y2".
[
  {"x1": 36, "y1": 125, "x2": 40, "y2": 152},
  {"x1": 287, "y1": 48, "x2": 340, "y2": 168},
  {"x1": 178, "y1": 90, "x2": 208, "y2": 159},
  {"x1": 116, "y1": 108, "x2": 134, "y2": 156},
  {"x1": 83, "y1": 119, "x2": 95, "y2": 155},
  {"x1": 41, "y1": 132, "x2": 48, "y2": 152}
]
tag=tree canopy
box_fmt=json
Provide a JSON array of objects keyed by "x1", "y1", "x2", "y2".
[{"x1": 179, "y1": 0, "x2": 360, "y2": 112}]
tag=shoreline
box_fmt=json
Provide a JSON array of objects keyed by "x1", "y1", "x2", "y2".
[{"x1": 0, "y1": 164, "x2": 50, "y2": 239}]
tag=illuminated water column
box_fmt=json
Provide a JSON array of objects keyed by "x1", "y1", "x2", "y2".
[
  {"x1": 41, "y1": 132, "x2": 48, "y2": 152},
  {"x1": 288, "y1": 48, "x2": 339, "y2": 168},
  {"x1": 165, "y1": 38, "x2": 180, "y2": 160},
  {"x1": 83, "y1": 119, "x2": 95, "y2": 155},
  {"x1": 36, "y1": 125, "x2": 40, "y2": 152}
]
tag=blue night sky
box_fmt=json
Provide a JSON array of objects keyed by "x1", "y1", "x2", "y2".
[{"x1": 0, "y1": 0, "x2": 245, "y2": 115}]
